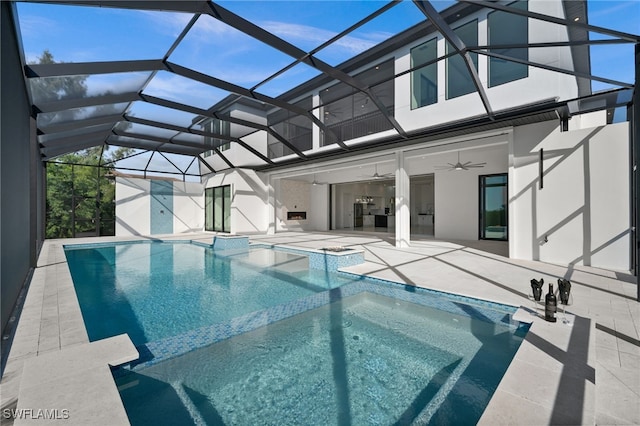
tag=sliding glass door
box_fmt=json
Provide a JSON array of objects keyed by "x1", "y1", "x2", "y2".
[
  {"x1": 479, "y1": 174, "x2": 508, "y2": 240},
  {"x1": 205, "y1": 185, "x2": 231, "y2": 232},
  {"x1": 205, "y1": 188, "x2": 213, "y2": 231}
]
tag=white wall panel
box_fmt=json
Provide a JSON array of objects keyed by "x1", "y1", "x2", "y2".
[
  {"x1": 115, "y1": 177, "x2": 151, "y2": 236},
  {"x1": 172, "y1": 181, "x2": 204, "y2": 233},
  {"x1": 510, "y1": 121, "x2": 631, "y2": 271},
  {"x1": 434, "y1": 145, "x2": 509, "y2": 240}
]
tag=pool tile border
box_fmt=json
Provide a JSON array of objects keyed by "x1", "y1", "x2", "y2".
[
  {"x1": 57, "y1": 238, "x2": 525, "y2": 378},
  {"x1": 117, "y1": 276, "x2": 523, "y2": 374},
  {"x1": 249, "y1": 242, "x2": 366, "y2": 271}
]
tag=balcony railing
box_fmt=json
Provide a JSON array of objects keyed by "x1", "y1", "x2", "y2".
[{"x1": 322, "y1": 107, "x2": 394, "y2": 146}]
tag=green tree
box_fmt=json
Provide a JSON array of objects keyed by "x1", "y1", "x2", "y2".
[
  {"x1": 35, "y1": 50, "x2": 134, "y2": 238},
  {"x1": 29, "y1": 50, "x2": 89, "y2": 127},
  {"x1": 45, "y1": 147, "x2": 133, "y2": 238}
]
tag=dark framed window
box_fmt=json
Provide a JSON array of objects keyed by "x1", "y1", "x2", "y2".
[
  {"x1": 479, "y1": 174, "x2": 508, "y2": 240},
  {"x1": 488, "y1": 1, "x2": 528, "y2": 87},
  {"x1": 446, "y1": 20, "x2": 478, "y2": 100},
  {"x1": 319, "y1": 59, "x2": 394, "y2": 146},
  {"x1": 205, "y1": 184, "x2": 231, "y2": 232},
  {"x1": 411, "y1": 37, "x2": 438, "y2": 109},
  {"x1": 203, "y1": 119, "x2": 231, "y2": 157},
  {"x1": 267, "y1": 96, "x2": 313, "y2": 159}
]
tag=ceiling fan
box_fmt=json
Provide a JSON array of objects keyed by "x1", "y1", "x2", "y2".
[
  {"x1": 358, "y1": 163, "x2": 394, "y2": 180},
  {"x1": 436, "y1": 152, "x2": 486, "y2": 171}
]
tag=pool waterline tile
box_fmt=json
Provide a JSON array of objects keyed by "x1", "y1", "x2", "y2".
[
  {"x1": 59, "y1": 239, "x2": 526, "y2": 376},
  {"x1": 116, "y1": 277, "x2": 524, "y2": 373}
]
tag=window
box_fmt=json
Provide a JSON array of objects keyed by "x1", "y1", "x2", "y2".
[
  {"x1": 203, "y1": 119, "x2": 231, "y2": 157},
  {"x1": 320, "y1": 59, "x2": 394, "y2": 146},
  {"x1": 488, "y1": 1, "x2": 528, "y2": 87},
  {"x1": 446, "y1": 20, "x2": 478, "y2": 100},
  {"x1": 479, "y1": 174, "x2": 508, "y2": 240},
  {"x1": 411, "y1": 38, "x2": 438, "y2": 109},
  {"x1": 267, "y1": 96, "x2": 312, "y2": 159},
  {"x1": 205, "y1": 185, "x2": 231, "y2": 232}
]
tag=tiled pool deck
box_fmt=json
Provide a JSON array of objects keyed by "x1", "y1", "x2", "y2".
[{"x1": 1, "y1": 231, "x2": 638, "y2": 425}]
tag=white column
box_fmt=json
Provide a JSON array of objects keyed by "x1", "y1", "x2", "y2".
[
  {"x1": 507, "y1": 129, "x2": 515, "y2": 259},
  {"x1": 267, "y1": 175, "x2": 276, "y2": 235},
  {"x1": 395, "y1": 151, "x2": 410, "y2": 248}
]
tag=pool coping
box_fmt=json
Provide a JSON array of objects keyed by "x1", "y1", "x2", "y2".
[
  {"x1": 59, "y1": 238, "x2": 524, "y2": 373},
  {"x1": 0, "y1": 235, "x2": 596, "y2": 425},
  {"x1": 119, "y1": 278, "x2": 523, "y2": 373}
]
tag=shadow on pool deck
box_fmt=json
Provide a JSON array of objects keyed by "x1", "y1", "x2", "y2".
[{"x1": 1, "y1": 232, "x2": 636, "y2": 425}]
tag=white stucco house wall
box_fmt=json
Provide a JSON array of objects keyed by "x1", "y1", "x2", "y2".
[{"x1": 115, "y1": 0, "x2": 632, "y2": 273}]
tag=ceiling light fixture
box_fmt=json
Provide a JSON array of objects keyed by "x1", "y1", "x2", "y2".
[{"x1": 436, "y1": 152, "x2": 486, "y2": 171}]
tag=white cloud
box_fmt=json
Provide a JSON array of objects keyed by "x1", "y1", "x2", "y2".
[
  {"x1": 589, "y1": 1, "x2": 639, "y2": 19},
  {"x1": 190, "y1": 14, "x2": 238, "y2": 38},
  {"x1": 261, "y1": 21, "x2": 335, "y2": 47},
  {"x1": 85, "y1": 73, "x2": 150, "y2": 97},
  {"x1": 143, "y1": 73, "x2": 226, "y2": 108},
  {"x1": 17, "y1": 14, "x2": 58, "y2": 38},
  {"x1": 260, "y1": 20, "x2": 384, "y2": 54},
  {"x1": 136, "y1": 10, "x2": 194, "y2": 37},
  {"x1": 137, "y1": 10, "x2": 237, "y2": 41}
]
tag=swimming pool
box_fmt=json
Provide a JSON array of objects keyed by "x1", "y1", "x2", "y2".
[
  {"x1": 65, "y1": 240, "x2": 528, "y2": 425},
  {"x1": 65, "y1": 241, "x2": 359, "y2": 346},
  {"x1": 116, "y1": 290, "x2": 527, "y2": 425}
]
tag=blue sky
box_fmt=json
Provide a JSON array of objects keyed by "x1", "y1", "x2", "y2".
[
  {"x1": 17, "y1": 0, "x2": 638, "y2": 97},
  {"x1": 15, "y1": 0, "x2": 640, "y2": 175}
]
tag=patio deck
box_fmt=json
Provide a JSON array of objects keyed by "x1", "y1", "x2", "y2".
[{"x1": 1, "y1": 231, "x2": 637, "y2": 425}]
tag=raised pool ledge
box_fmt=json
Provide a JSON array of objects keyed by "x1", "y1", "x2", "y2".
[
  {"x1": 211, "y1": 234, "x2": 249, "y2": 251},
  {"x1": 250, "y1": 243, "x2": 365, "y2": 271}
]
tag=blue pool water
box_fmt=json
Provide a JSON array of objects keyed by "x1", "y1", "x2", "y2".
[
  {"x1": 66, "y1": 240, "x2": 528, "y2": 425},
  {"x1": 65, "y1": 241, "x2": 358, "y2": 346},
  {"x1": 116, "y1": 291, "x2": 527, "y2": 425}
]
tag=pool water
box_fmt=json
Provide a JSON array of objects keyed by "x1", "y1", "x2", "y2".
[
  {"x1": 116, "y1": 292, "x2": 527, "y2": 425},
  {"x1": 65, "y1": 242, "x2": 358, "y2": 346}
]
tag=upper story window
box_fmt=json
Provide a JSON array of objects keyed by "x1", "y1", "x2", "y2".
[
  {"x1": 203, "y1": 119, "x2": 230, "y2": 157},
  {"x1": 411, "y1": 37, "x2": 438, "y2": 109},
  {"x1": 488, "y1": 1, "x2": 528, "y2": 87},
  {"x1": 319, "y1": 59, "x2": 394, "y2": 146},
  {"x1": 267, "y1": 96, "x2": 313, "y2": 159},
  {"x1": 446, "y1": 20, "x2": 478, "y2": 100}
]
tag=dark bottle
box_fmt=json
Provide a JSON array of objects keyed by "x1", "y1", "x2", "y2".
[{"x1": 545, "y1": 283, "x2": 557, "y2": 322}]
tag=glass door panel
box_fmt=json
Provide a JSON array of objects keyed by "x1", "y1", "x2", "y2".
[
  {"x1": 213, "y1": 186, "x2": 223, "y2": 231},
  {"x1": 480, "y1": 174, "x2": 508, "y2": 240},
  {"x1": 206, "y1": 185, "x2": 231, "y2": 233},
  {"x1": 205, "y1": 188, "x2": 213, "y2": 231},
  {"x1": 223, "y1": 185, "x2": 231, "y2": 233}
]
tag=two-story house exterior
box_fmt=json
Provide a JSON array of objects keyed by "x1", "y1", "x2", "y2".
[{"x1": 184, "y1": 0, "x2": 630, "y2": 272}]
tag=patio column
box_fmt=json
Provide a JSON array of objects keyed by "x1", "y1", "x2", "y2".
[
  {"x1": 634, "y1": 43, "x2": 639, "y2": 300},
  {"x1": 267, "y1": 175, "x2": 276, "y2": 235},
  {"x1": 395, "y1": 151, "x2": 410, "y2": 248}
]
